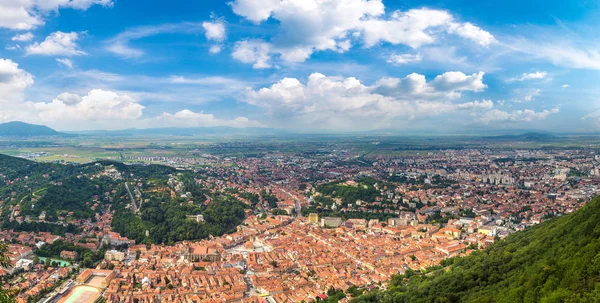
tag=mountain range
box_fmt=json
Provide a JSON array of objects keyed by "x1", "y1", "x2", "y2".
[{"x1": 0, "y1": 121, "x2": 61, "y2": 137}]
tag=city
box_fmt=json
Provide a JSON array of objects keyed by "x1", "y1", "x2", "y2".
[
  {"x1": 1, "y1": 137, "x2": 599, "y2": 302},
  {"x1": 1, "y1": 0, "x2": 600, "y2": 301}
]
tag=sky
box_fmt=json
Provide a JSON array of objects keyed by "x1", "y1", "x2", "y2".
[{"x1": 0, "y1": 0, "x2": 599, "y2": 133}]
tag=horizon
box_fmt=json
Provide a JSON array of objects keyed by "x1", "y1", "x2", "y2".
[
  {"x1": 0, "y1": 120, "x2": 580, "y2": 136},
  {"x1": 0, "y1": 0, "x2": 599, "y2": 133}
]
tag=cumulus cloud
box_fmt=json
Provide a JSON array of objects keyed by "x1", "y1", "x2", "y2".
[
  {"x1": 0, "y1": 57, "x2": 260, "y2": 130},
  {"x1": 387, "y1": 53, "x2": 422, "y2": 65},
  {"x1": 203, "y1": 21, "x2": 226, "y2": 42},
  {"x1": 0, "y1": 58, "x2": 34, "y2": 91},
  {"x1": 447, "y1": 22, "x2": 496, "y2": 46},
  {"x1": 229, "y1": 0, "x2": 495, "y2": 67},
  {"x1": 26, "y1": 89, "x2": 144, "y2": 126},
  {"x1": 25, "y1": 31, "x2": 86, "y2": 56},
  {"x1": 561, "y1": 84, "x2": 569, "y2": 89},
  {"x1": 17, "y1": 89, "x2": 260, "y2": 130},
  {"x1": 202, "y1": 20, "x2": 226, "y2": 54},
  {"x1": 209, "y1": 45, "x2": 222, "y2": 54},
  {"x1": 54, "y1": 92, "x2": 82, "y2": 105},
  {"x1": 373, "y1": 71, "x2": 486, "y2": 99},
  {"x1": 455, "y1": 99, "x2": 494, "y2": 110},
  {"x1": 242, "y1": 72, "x2": 490, "y2": 130},
  {"x1": 11, "y1": 32, "x2": 34, "y2": 41},
  {"x1": 0, "y1": 1, "x2": 44, "y2": 30},
  {"x1": 0, "y1": 58, "x2": 34, "y2": 115},
  {"x1": 478, "y1": 108, "x2": 559, "y2": 124},
  {"x1": 232, "y1": 39, "x2": 272, "y2": 68},
  {"x1": 0, "y1": 0, "x2": 112, "y2": 30}
]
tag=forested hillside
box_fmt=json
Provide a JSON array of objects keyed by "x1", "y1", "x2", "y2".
[
  {"x1": 0, "y1": 154, "x2": 248, "y2": 244},
  {"x1": 353, "y1": 196, "x2": 600, "y2": 303}
]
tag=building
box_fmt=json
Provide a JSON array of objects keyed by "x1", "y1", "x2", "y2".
[
  {"x1": 387, "y1": 218, "x2": 408, "y2": 227},
  {"x1": 60, "y1": 250, "x2": 78, "y2": 261},
  {"x1": 345, "y1": 219, "x2": 367, "y2": 230},
  {"x1": 307, "y1": 213, "x2": 319, "y2": 224},
  {"x1": 103, "y1": 232, "x2": 132, "y2": 247},
  {"x1": 104, "y1": 250, "x2": 125, "y2": 262},
  {"x1": 320, "y1": 217, "x2": 342, "y2": 228},
  {"x1": 186, "y1": 245, "x2": 221, "y2": 262}
]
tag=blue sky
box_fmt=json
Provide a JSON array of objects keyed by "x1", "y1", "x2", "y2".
[{"x1": 0, "y1": 0, "x2": 599, "y2": 133}]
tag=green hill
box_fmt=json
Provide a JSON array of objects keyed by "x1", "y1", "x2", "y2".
[
  {"x1": 0, "y1": 154, "x2": 248, "y2": 244},
  {"x1": 0, "y1": 121, "x2": 61, "y2": 136},
  {"x1": 353, "y1": 196, "x2": 600, "y2": 303}
]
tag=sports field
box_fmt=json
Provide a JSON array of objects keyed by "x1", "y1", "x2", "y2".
[{"x1": 57, "y1": 285, "x2": 100, "y2": 303}]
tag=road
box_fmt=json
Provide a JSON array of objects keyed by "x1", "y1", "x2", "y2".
[{"x1": 278, "y1": 187, "x2": 303, "y2": 217}]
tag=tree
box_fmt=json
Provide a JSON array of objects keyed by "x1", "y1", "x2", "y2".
[{"x1": 0, "y1": 243, "x2": 15, "y2": 302}]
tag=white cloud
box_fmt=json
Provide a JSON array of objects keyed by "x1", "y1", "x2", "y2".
[
  {"x1": 202, "y1": 21, "x2": 226, "y2": 42},
  {"x1": 455, "y1": 99, "x2": 494, "y2": 110},
  {"x1": 202, "y1": 20, "x2": 226, "y2": 54},
  {"x1": 232, "y1": 39, "x2": 272, "y2": 69},
  {"x1": 561, "y1": 84, "x2": 569, "y2": 89},
  {"x1": 373, "y1": 71, "x2": 486, "y2": 99},
  {"x1": 387, "y1": 53, "x2": 422, "y2": 65},
  {"x1": 54, "y1": 92, "x2": 82, "y2": 105},
  {"x1": 11, "y1": 32, "x2": 34, "y2": 41},
  {"x1": 0, "y1": 0, "x2": 112, "y2": 30},
  {"x1": 0, "y1": 59, "x2": 260, "y2": 130},
  {"x1": 20, "y1": 89, "x2": 259, "y2": 130},
  {"x1": 138, "y1": 110, "x2": 262, "y2": 129},
  {"x1": 0, "y1": 58, "x2": 34, "y2": 107},
  {"x1": 229, "y1": 0, "x2": 281, "y2": 23},
  {"x1": 209, "y1": 45, "x2": 222, "y2": 54},
  {"x1": 25, "y1": 31, "x2": 86, "y2": 56},
  {"x1": 229, "y1": 1, "x2": 495, "y2": 67},
  {"x1": 0, "y1": 58, "x2": 34, "y2": 89},
  {"x1": 507, "y1": 71, "x2": 547, "y2": 82},
  {"x1": 513, "y1": 89, "x2": 541, "y2": 103},
  {"x1": 447, "y1": 22, "x2": 496, "y2": 46},
  {"x1": 478, "y1": 108, "x2": 559, "y2": 124},
  {"x1": 26, "y1": 89, "x2": 144, "y2": 126},
  {"x1": 0, "y1": 0, "x2": 44, "y2": 30},
  {"x1": 56, "y1": 58, "x2": 73, "y2": 68},
  {"x1": 242, "y1": 72, "x2": 489, "y2": 130},
  {"x1": 359, "y1": 8, "x2": 452, "y2": 48},
  {"x1": 5, "y1": 45, "x2": 22, "y2": 51}
]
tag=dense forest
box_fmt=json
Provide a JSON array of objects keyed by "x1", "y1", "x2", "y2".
[
  {"x1": 353, "y1": 196, "x2": 600, "y2": 303},
  {"x1": 111, "y1": 194, "x2": 248, "y2": 245},
  {"x1": 316, "y1": 178, "x2": 382, "y2": 204}
]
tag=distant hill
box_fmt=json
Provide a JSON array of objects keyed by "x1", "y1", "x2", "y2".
[
  {"x1": 0, "y1": 121, "x2": 61, "y2": 137},
  {"x1": 485, "y1": 132, "x2": 558, "y2": 141},
  {"x1": 353, "y1": 196, "x2": 600, "y2": 302}
]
